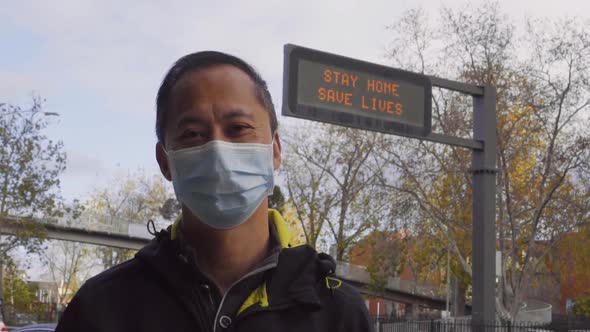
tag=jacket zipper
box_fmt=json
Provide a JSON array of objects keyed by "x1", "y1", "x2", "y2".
[
  {"x1": 212, "y1": 262, "x2": 277, "y2": 332},
  {"x1": 202, "y1": 284, "x2": 214, "y2": 306}
]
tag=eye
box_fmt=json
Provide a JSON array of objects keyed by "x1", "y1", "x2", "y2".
[
  {"x1": 228, "y1": 124, "x2": 253, "y2": 135},
  {"x1": 179, "y1": 129, "x2": 203, "y2": 140}
]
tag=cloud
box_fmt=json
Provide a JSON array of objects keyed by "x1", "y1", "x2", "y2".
[
  {"x1": 7, "y1": 0, "x2": 586, "y2": 116},
  {"x1": 0, "y1": 72, "x2": 51, "y2": 100},
  {"x1": 63, "y1": 149, "x2": 105, "y2": 177},
  {"x1": 2, "y1": 0, "x2": 589, "y2": 203},
  {"x1": 1, "y1": 0, "x2": 402, "y2": 115}
]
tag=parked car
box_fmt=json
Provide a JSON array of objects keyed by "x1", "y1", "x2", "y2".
[
  {"x1": 0, "y1": 321, "x2": 7, "y2": 332},
  {"x1": 11, "y1": 324, "x2": 56, "y2": 332}
]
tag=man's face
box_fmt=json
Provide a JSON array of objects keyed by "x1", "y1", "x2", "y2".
[{"x1": 156, "y1": 64, "x2": 281, "y2": 181}]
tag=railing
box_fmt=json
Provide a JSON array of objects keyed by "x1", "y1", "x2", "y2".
[
  {"x1": 42, "y1": 214, "x2": 153, "y2": 240},
  {"x1": 515, "y1": 300, "x2": 553, "y2": 325},
  {"x1": 57, "y1": 213, "x2": 131, "y2": 235},
  {"x1": 336, "y1": 261, "x2": 446, "y2": 299},
  {"x1": 1, "y1": 303, "x2": 56, "y2": 326},
  {"x1": 369, "y1": 316, "x2": 590, "y2": 332}
]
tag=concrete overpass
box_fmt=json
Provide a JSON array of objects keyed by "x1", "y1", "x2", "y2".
[
  {"x1": 0, "y1": 217, "x2": 149, "y2": 250},
  {"x1": 336, "y1": 262, "x2": 457, "y2": 311},
  {"x1": 1, "y1": 217, "x2": 470, "y2": 314}
]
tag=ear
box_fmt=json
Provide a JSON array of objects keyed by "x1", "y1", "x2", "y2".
[
  {"x1": 156, "y1": 142, "x2": 172, "y2": 181},
  {"x1": 272, "y1": 132, "x2": 282, "y2": 171}
]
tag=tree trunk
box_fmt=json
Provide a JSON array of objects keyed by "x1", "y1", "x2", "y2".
[{"x1": 451, "y1": 276, "x2": 467, "y2": 317}]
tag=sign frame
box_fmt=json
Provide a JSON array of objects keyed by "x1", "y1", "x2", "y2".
[
  {"x1": 283, "y1": 44, "x2": 433, "y2": 138},
  {"x1": 282, "y1": 43, "x2": 497, "y2": 326}
]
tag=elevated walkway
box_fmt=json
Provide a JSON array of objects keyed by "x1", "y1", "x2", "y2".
[{"x1": 1, "y1": 216, "x2": 458, "y2": 311}]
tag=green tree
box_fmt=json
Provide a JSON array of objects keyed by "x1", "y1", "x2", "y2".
[
  {"x1": 0, "y1": 97, "x2": 66, "y2": 319},
  {"x1": 2, "y1": 262, "x2": 39, "y2": 325},
  {"x1": 573, "y1": 298, "x2": 590, "y2": 319}
]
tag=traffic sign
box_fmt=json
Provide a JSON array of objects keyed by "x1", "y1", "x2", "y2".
[{"x1": 283, "y1": 44, "x2": 432, "y2": 137}]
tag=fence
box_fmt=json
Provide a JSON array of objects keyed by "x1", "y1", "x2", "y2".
[
  {"x1": 369, "y1": 316, "x2": 590, "y2": 332},
  {"x1": 1, "y1": 303, "x2": 56, "y2": 326}
]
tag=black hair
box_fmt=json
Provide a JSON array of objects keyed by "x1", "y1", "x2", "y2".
[{"x1": 156, "y1": 51, "x2": 277, "y2": 144}]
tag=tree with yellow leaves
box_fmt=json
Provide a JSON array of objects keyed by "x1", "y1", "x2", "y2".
[
  {"x1": 281, "y1": 203, "x2": 307, "y2": 247},
  {"x1": 377, "y1": 3, "x2": 590, "y2": 319}
]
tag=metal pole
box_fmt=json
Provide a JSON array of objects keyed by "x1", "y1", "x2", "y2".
[
  {"x1": 471, "y1": 85, "x2": 497, "y2": 328},
  {"x1": 446, "y1": 243, "x2": 450, "y2": 317},
  {"x1": 376, "y1": 301, "x2": 380, "y2": 332},
  {"x1": 0, "y1": 259, "x2": 4, "y2": 322}
]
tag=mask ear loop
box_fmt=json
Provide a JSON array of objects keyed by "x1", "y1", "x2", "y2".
[
  {"x1": 161, "y1": 143, "x2": 171, "y2": 156},
  {"x1": 268, "y1": 136, "x2": 277, "y2": 196},
  {"x1": 160, "y1": 144, "x2": 176, "y2": 181}
]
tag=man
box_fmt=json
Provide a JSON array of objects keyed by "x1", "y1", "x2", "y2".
[{"x1": 56, "y1": 51, "x2": 372, "y2": 331}]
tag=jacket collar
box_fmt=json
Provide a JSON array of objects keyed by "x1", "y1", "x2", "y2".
[
  {"x1": 136, "y1": 210, "x2": 333, "y2": 313},
  {"x1": 171, "y1": 209, "x2": 286, "y2": 283}
]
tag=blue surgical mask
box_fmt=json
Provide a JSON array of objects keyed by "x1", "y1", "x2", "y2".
[{"x1": 166, "y1": 140, "x2": 275, "y2": 230}]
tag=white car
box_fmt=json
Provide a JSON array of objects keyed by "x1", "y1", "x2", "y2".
[{"x1": 0, "y1": 321, "x2": 7, "y2": 331}]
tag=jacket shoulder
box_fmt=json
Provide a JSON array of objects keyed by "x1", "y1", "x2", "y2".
[
  {"x1": 323, "y1": 277, "x2": 373, "y2": 331},
  {"x1": 277, "y1": 246, "x2": 373, "y2": 331},
  {"x1": 316, "y1": 253, "x2": 373, "y2": 332},
  {"x1": 55, "y1": 259, "x2": 147, "y2": 332},
  {"x1": 82, "y1": 258, "x2": 145, "y2": 291}
]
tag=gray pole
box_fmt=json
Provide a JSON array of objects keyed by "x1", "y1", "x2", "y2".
[
  {"x1": 471, "y1": 85, "x2": 497, "y2": 327},
  {"x1": 445, "y1": 243, "x2": 450, "y2": 317},
  {"x1": 0, "y1": 259, "x2": 4, "y2": 322}
]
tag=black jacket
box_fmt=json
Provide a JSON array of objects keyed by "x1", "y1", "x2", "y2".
[{"x1": 56, "y1": 219, "x2": 372, "y2": 332}]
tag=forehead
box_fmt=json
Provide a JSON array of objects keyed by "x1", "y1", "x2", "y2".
[{"x1": 169, "y1": 64, "x2": 260, "y2": 109}]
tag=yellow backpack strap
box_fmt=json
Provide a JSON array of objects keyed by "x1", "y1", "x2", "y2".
[
  {"x1": 268, "y1": 209, "x2": 291, "y2": 248},
  {"x1": 170, "y1": 215, "x2": 182, "y2": 240},
  {"x1": 238, "y1": 282, "x2": 269, "y2": 315}
]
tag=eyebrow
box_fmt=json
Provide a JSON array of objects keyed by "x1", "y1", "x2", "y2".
[
  {"x1": 222, "y1": 109, "x2": 255, "y2": 121},
  {"x1": 176, "y1": 114, "x2": 205, "y2": 128},
  {"x1": 175, "y1": 108, "x2": 255, "y2": 128}
]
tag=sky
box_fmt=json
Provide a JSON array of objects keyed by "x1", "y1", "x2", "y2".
[{"x1": 1, "y1": 0, "x2": 589, "y2": 203}]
